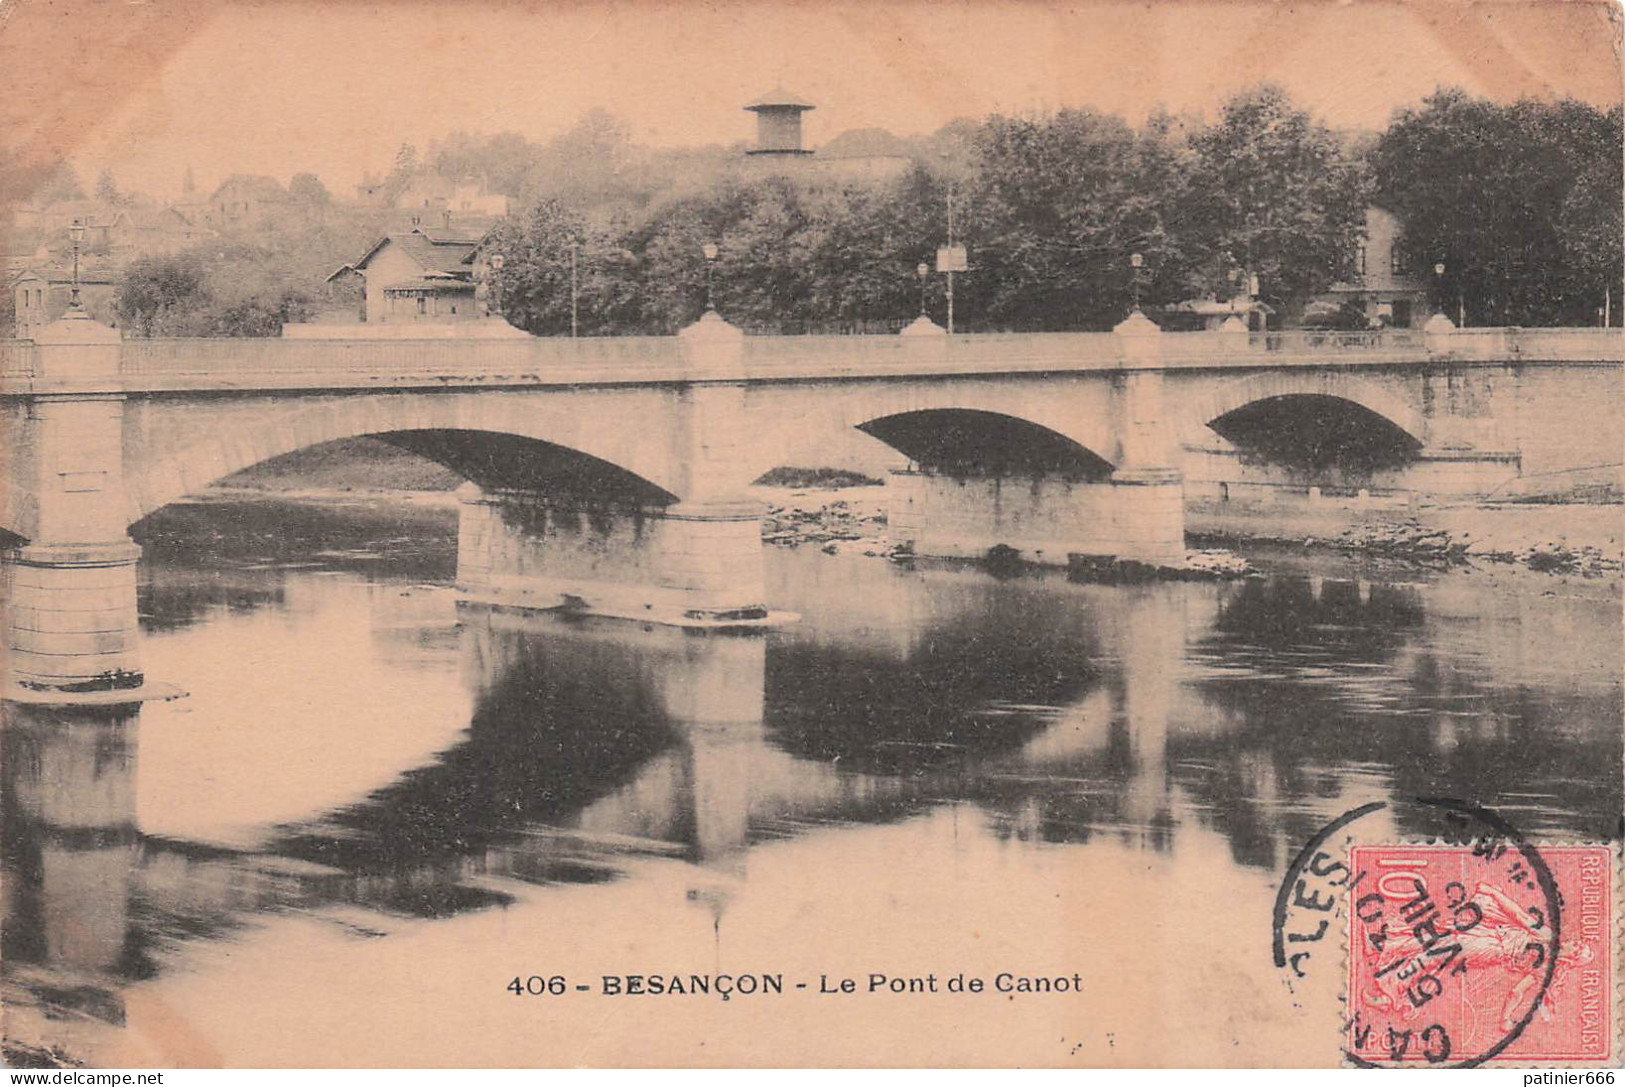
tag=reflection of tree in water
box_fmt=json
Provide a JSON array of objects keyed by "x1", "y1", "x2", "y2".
[
  {"x1": 14, "y1": 557, "x2": 1615, "y2": 1016},
  {"x1": 265, "y1": 635, "x2": 682, "y2": 917},
  {"x1": 1209, "y1": 576, "x2": 1425, "y2": 652},
  {"x1": 837, "y1": 572, "x2": 1620, "y2": 867},
  {"x1": 1173, "y1": 576, "x2": 1620, "y2": 862},
  {"x1": 759, "y1": 597, "x2": 1182, "y2": 851},
  {"x1": 136, "y1": 568, "x2": 287, "y2": 632}
]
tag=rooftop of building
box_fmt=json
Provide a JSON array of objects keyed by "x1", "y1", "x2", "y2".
[
  {"x1": 208, "y1": 174, "x2": 290, "y2": 201},
  {"x1": 336, "y1": 228, "x2": 483, "y2": 283},
  {"x1": 381, "y1": 273, "x2": 477, "y2": 292},
  {"x1": 744, "y1": 86, "x2": 816, "y2": 112},
  {"x1": 817, "y1": 127, "x2": 913, "y2": 160}
]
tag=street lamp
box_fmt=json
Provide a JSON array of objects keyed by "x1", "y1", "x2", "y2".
[
  {"x1": 1129, "y1": 252, "x2": 1144, "y2": 313},
  {"x1": 916, "y1": 261, "x2": 930, "y2": 317},
  {"x1": 569, "y1": 240, "x2": 579, "y2": 338},
  {"x1": 701, "y1": 241, "x2": 719, "y2": 314},
  {"x1": 68, "y1": 218, "x2": 85, "y2": 310},
  {"x1": 1435, "y1": 260, "x2": 1464, "y2": 326},
  {"x1": 488, "y1": 253, "x2": 505, "y2": 317}
]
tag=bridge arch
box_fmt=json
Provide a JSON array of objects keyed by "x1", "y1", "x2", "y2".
[
  {"x1": 124, "y1": 393, "x2": 688, "y2": 530},
  {"x1": 729, "y1": 381, "x2": 1120, "y2": 487},
  {"x1": 858, "y1": 409, "x2": 1115, "y2": 479},
  {"x1": 1176, "y1": 371, "x2": 1427, "y2": 451}
]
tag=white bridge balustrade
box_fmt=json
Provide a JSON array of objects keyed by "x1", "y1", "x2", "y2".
[
  {"x1": 2, "y1": 325, "x2": 1618, "y2": 389},
  {"x1": 1, "y1": 312, "x2": 1619, "y2": 702}
]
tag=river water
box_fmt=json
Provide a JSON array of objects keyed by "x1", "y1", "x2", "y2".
[{"x1": 3, "y1": 495, "x2": 1619, "y2": 1067}]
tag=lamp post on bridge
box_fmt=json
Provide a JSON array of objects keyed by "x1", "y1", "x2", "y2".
[
  {"x1": 917, "y1": 261, "x2": 930, "y2": 318},
  {"x1": 69, "y1": 218, "x2": 85, "y2": 311},
  {"x1": 1436, "y1": 260, "x2": 1465, "y2": 327},
  {"x1": 702, "y1": 241, "x2": 720, "y2": 315},
  {"x1": 1129, "y1": 252, "x2": 1145, "y2": 314},
  {"x1": 569, "y1": 240, "x2": 579, "y2": 338},
  {"x1": 488, "y1": 253, "x2": 505, "y2": 319}
]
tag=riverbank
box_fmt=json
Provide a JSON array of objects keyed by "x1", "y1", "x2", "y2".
[
  {"x1": 1189, "y1": 497, "x2": 1624, "y2": 576},
  {"x1": 197, "y1": 476, "x2": 1623, "y2": 579}
]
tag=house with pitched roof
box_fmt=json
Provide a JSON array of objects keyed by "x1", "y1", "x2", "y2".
[
  {"x1": 10, "y1": 262, "x2": 120, "y2": 337},
  {"x1": 394, "y1": 173, "x2": 509, "y2": 219},
  {"x1": 330, "y1": 228, "x2": 485, "y2": 323},
  {"x1": 191, "y1": 174, "x2": 301, "y2": 230}
]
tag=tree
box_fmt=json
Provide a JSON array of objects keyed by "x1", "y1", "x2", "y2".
[
  {"x1": 1185, "y1": 85, "x2": 1369, "y2": 315},
  {"x1": 797, "y1": 166, "x2": 958, "y2": 330},
  {"x1": 430, "y1": 130, "x2": 540, "y2": 198},
  {"x1": 485, "y1": 199, "x2": 594, "y2": 335},
  {"x1": 0, "y1": 148, "x2": 84, "y2": 205},
  {"x1": 523, "y1": 109, "x2": 644, "y2": 209},
  {"x1": 115, "y1": 239, "x2": 323, "y2": 338},
  {"x1": 94, "y1": 167, "x2": 124, "y2": 206},
  {"x1": 289, "y1": 172, "x2": 331, "y2": 205},
  {"x1": 207, "y1": 288, "x2": 313, "y2": 337},
  {"x1": 37, "y1": 161, "x2": 85, "y2": 203},
  {"x1": 1372, "y1": 89, "x2": 1621, "y2": 326},
  {"x1": 117, "y1": 254, "x2": 210, "y2": 336},
  {"x1": 1556, "y1": 107, "x2": 1624, "y2": 324},
  {"x1": 966, "y1": 107, "x2": 1197, "y2": 329},
  {"x1": 380, "y1": 143, "x2": 420, "y2": 204}
]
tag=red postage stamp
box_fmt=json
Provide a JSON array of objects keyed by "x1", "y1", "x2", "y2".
[{"x1": 1346, "y1": 843, "x2": 1616, "y2": 1066}]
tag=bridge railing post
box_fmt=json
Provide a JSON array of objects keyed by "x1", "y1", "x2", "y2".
[
  {"x1": 1423, "y1": 312, "x2": 1458, "y2": 357},
  {"x1": 1219, "y1": 314, "x2": 1251, "y2": 355},
  {"x1": 1112, "y1": 310, "x2": 1176, "y2": 474}
]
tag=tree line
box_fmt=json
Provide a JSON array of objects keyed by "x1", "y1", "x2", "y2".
[
  {"x1": 106, "y1": 84, "x2": 1621, "y2": 337},
  {"x1": 486, "y1": 85, "x2": 1620, "y2": 336}
]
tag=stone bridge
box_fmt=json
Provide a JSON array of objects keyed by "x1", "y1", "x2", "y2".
[{"x1": 1, "y1": 308, "x2": 1618, "y2": 700}]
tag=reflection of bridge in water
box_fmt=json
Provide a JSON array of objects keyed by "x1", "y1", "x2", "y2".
[
  {"x1": 6, "y1": 558, "x2": 1616, "y2": 1046},
  {"x1": 2, "y1": 310, "x2": 1619, "y2": 700}
]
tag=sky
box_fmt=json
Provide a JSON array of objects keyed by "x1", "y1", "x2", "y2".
[{"x1": 1, "y1": 0, "x2": 1620, "y2": 200}]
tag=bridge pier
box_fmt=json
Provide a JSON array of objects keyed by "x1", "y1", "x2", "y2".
[
  {"x1": 884, "y1": 310, "x2": 1186, "y2": 567},
  {"x1": 454, "y1": 313, "x2": 784, "y2": 628},
  {"x1": 886, "y1": 470, "x2": 1183, "y2": 566},
  {"x1": 3, "y1": 314, "x2": 164, "y2": 703},
  {"x1": 5, "y1": 540, "x2": 146, "y2": 698},
  {"x1": 455, "y1": 486, "x2": 772, "y2": 627}
]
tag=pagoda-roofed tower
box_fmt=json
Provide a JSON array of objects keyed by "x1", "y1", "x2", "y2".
[{"x1": 744, "y1": 87, "x2": 815, "y2": 155}]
